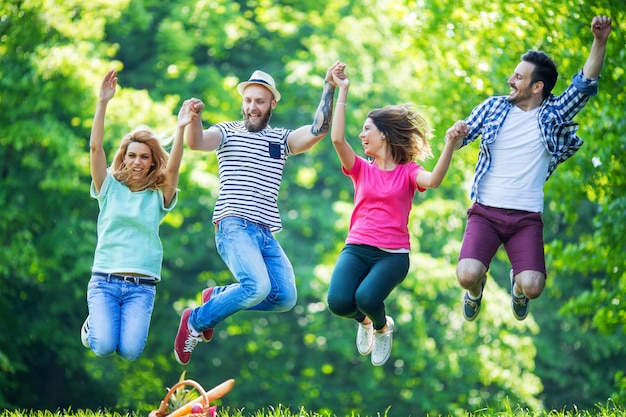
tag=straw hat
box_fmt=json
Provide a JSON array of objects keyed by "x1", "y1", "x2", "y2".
[{"x1": 236, "y1": 70, "x2": 281, "y2": 102}]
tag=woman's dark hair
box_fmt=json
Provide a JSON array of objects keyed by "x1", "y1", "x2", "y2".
[{"x1": 367, "y1": 104, "x2": 432, "y2": 163}]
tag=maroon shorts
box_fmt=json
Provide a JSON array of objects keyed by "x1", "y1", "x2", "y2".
[{"x1": 459, "y1": 203, "x2": 546, "y2": 275}]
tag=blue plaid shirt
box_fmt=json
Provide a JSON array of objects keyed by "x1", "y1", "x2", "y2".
[{"x1": 461, "y1": 70, "x2": 599, "y2": 202}]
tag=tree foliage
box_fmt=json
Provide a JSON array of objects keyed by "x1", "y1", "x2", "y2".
[{"x1": 0, "y1": 0, "x2": 624, "y2": 415}]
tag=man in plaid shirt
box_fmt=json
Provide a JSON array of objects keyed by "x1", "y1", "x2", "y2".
[{"x1": 448, "y1": 15, "x2": 612, "y2": 322}]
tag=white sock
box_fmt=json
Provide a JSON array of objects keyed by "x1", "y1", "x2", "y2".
[
  {"x1": 189, "y1": 322, "x2": 202, "y2": 337},
  {"x1": 467, "y1": 290, "x2": 482, "y2": 300}
]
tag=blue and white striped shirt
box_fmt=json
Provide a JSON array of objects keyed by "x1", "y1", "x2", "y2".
[
  {"x1": 461, "y1": 70, "x2": 599, "y2": 202},
  {"x1": 212, "y1": 121, "x2": 292, "y2": 232}
]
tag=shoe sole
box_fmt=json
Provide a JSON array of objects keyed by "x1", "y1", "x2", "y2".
[{"x1": 81, "y1": 318, "x2": 90, "y2": 348}]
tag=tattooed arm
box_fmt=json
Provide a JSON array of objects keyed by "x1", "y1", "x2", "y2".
[{"x1": 287, "y1": 61, "x2": 343, "y2": 155}]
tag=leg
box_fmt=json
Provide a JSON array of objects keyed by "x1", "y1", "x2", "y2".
[
  {"x1": 327, "y1": 245, "x2": 378, "y2": 356},
  {"x1": 354, "y1": 249, "x2": 409, "y2": 331},
  {"x1": 327, "y1": 245, "x2": 371, "y2": 322},
  {"x1": 457, "y1": 203, "x2": 503, "y2": 295},
  {"x1": 352, "y1": 247, "x2": 407, "y2": 367},
  {"x1": 190, "y1": 218, "x2": 277, "y2": 331},
  {"x1": 513, "y1": 270, "x2": 546, "y2": 299},
  {"x1": 247, "y1": 228, "x2": 296, "y2": 312},
  {"x1": 504, "y1": 210, "x2": 546, "y2": 299},
  {"x1": 118, "y1": 283, "x2": 156, "y2": 361},
  {"x1": 457, "y1": 203, "x2": 504, "y2": 321},
  {"x1": 457, "y1": 258, "x2": 487, "y2": 298},
  {"x1": 86, "y1": 276, "x2": 122, "y2": 357}
]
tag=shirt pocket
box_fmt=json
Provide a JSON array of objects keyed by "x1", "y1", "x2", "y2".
[{"x1": 268, "y1": 142, "x2": 281, "y2": 159}]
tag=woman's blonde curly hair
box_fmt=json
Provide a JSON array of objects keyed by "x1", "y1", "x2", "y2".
[{"x1": 110, "y1": 125, "x2": 170, "y2": 191}]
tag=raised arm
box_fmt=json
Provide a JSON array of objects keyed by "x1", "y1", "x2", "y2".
[
  {"x1": 330, "y1": 65, "x2": 357, "y2": 171},
  {"x1": 416, "y1": 124, "x2": 468, "y2": 189},
  {"x1": 185, "y1": 98, "x2": 222, "y2": 151},
  {"x1": 287, "y1": 61, "x2": 342, "y2": 155},
  {"x1": 582, "y1": 15, "x2": 612, "y2": 79},
  {"x1": 161, "y1": 102, "x2": 197, "y2": 208},
  {"x1": 90, "y1": 70, "x2": 117, "y2": 194}
]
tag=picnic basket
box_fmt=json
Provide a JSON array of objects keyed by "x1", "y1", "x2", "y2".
[{"x1": 149, "y1": 378, "x2": 235, "y2": 417}]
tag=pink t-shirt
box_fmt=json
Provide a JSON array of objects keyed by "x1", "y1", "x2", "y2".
[{"x1": 344, "y1": 156, "x2": 424, "y2": 250}]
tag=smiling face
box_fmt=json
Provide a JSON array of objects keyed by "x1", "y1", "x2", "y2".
[
  {"x1": 359, "y1": 118, "x2": 386, "y2": 157},
  {"x1": 124, "y1": 141, "x2": 154, "y2": 180},
  {"x1": 241, "y1": 84, "x2": 275, "y2": 132},
  {"x1": 506, "y1": 61, "x2": 539, "y2": 107}
]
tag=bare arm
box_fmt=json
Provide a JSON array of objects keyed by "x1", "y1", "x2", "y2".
[
  {"x1": 417, "y1": 125, "x2": 468, "y2": 189},
  {"x1": 287, "y1": 61, "x2": 342, "y2": 155},
  {"x1": 582, "y1": 15, "x2": 612, "y2": 79},
  {"x1": 90, "y1": 70, "x2": 117, "y2": 194},
  {"x1": 185, "y1": 98, "x2": 222, "y2": 151},
  {"x1": 161, "y1": 102, "x2": 197, "y2": 208},
  {"x1": 329, "y1": 65, "x2": 356, "y2": 171}
]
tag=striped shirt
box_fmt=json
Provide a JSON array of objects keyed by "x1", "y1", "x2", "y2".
[
  {"x1": 212, "y1": 121, "x2": 292, "y2": 232},
  {"x1": 461, "y1": 70, "x2": 599, "y2": 202}
]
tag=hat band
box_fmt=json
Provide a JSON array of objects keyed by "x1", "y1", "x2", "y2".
[{"x1": 248, "y1": 78, "x2": 273, "y2": 87}]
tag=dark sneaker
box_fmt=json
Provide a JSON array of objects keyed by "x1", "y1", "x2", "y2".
[
  {"x1": 356, "y1": 321, "x2": 374, "y2": 355},
  {"x1": 510, "y1": 270, "x2": 530, "y2": 320},
  {"x1": 81, "y1": 317, "x2": 90, "y2": 348},
  {"x1": 462, "y1": 277, "x2": 486, "y2": 322},
  {"x1": 174, "y1": 308, "x2": 202, "y2": 365},
  {"x1": 200, "y1": 288, "x2": 215, "y2": 342},
  {"x1": 371, "y1": 316, "x2": 394, "y2": 366}
]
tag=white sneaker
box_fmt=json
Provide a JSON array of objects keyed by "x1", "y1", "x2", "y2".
[
  {"x1": 371, "y1": 316, "x2": 394, "y2": 366},
  {"x1": 81, "y1": 317, "x2": 90, "y2": 348},
  {"x1": 356, "y1": 321, "x2": 374, "y2": 355}
]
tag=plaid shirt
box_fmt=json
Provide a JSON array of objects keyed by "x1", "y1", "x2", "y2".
[{"x1": 462, "y1": 70, "x2": 599, "y2": 202}]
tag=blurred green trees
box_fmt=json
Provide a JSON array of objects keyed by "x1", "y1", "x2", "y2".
[{"x1": 0, "y1": 0, "x2": 624, "y2": 415}]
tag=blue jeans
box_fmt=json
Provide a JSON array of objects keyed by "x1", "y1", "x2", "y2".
[
  {"x1": 327, "y1": 244, "x2": 409, "y2": 330},
  {"x1": 86, "y1": 274, "x2": 156, "y2": 361},
  {"x1": 189, "y1": 217, "x2": 297, "y2": 332}
]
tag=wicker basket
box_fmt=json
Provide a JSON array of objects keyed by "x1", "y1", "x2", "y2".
[{"x1": 149, "y1": 379, "x2": 235, "y2": 417}]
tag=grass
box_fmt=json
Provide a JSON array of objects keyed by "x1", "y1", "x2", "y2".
[{"x1": 1, "y1": 401, "x2": 625, "y2": 417}]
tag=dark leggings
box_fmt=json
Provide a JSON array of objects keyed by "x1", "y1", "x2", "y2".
[{"x1": 327, "y1": 244, "x2": 409, "y2": 330}]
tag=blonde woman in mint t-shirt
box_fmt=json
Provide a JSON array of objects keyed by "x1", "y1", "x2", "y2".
[
  {"x1": 80, "y1": 70, "x2": 197, "y2": 361},
  {"x1": 327, "y1": 65, "x2": 468, "y2": 366}
]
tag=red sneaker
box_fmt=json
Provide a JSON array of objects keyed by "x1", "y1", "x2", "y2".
[
  {"x1": 174, "y1": 308, "x2": 202, "y2": 365},
  {"x1": 200, "y1": 288, "x2": 215, "y2": 342}
]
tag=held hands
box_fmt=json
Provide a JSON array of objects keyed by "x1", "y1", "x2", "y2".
[
  {"x1": 99, "y1": 70, "x2": 117, "y2": 102},
  {"x1": 184, "y1": 97, "x2": 205, "y2": 114},
  {"x1": 445, "y1": 120, "x2": 470, "y2": 148},
  {"x1": 178, "y1": 100, "x2": 200, "y2": 127},
  {"x1": 332, "y1": 64, "x2": 349, "y2": 89},
  {"x1": 591, "y1": 16, "x2": 612, "y2": 42},
  {"x1": 325, "y1": 61, "x2": 346, "y2": 87}
]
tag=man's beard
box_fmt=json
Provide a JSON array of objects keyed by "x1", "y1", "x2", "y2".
[
  {"x1": 243, "y1": 108, "x2": 272, "y2": 132},
  {"x1": 506, "y1": 84, "x2": 532, "y2": 105}
]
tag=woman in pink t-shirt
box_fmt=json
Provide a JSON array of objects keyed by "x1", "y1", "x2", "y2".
[{"x1": 327, "y1": 65, "x2": 468, "y2": 366}]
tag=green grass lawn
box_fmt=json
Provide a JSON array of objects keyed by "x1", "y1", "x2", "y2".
[{"x1": 1, "y1": 401, "x2": 624, "y2": 417}]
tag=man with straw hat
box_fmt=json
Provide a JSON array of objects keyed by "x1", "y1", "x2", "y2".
[{"x1": 174, "y1": 62, "x2": 344, "y2": 365}]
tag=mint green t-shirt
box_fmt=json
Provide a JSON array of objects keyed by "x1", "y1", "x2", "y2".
[{"x1": 90, "y1": 171, "x2": 177, "y2": 279}]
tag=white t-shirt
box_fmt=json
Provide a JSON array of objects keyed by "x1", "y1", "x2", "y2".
[{"x1": 476, "y1": 106, "x2": 550, "y2": 212}]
